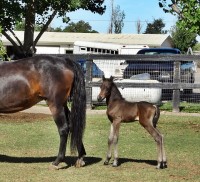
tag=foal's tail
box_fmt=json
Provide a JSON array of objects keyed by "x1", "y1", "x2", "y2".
[
  {"x1": 68, "y1": 59, "x2": 86, "y2": 153},
  {"x1": 152, "y1": 105, "x2": 160, "y2": 128}
]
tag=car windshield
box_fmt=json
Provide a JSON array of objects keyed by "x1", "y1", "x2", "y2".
[
  {"x1": 137, "y1": 48, "x2": 181, "y2": 55},
  {"x1": 142, "y1": 52, "x2": 177, "y2": 55}
]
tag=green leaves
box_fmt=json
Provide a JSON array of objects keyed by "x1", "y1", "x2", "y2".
[
  {"x1": 0, "y1": 0, "x2": 106, "y2": 31},
  {"x1": 158, "y1": 0, "x2": 200, "y2": 35},
  {"x1": 62, "y1": 20, "x2": 98, "y2": 33},
  {"x1": 170, "y1": 25, "x2": 197, "y2": 53},
  {"x1": 144, "y1": 18, "x2": 166, "y2": 34},
  {"x1": 0, "y1": 0, "x2": 106, "y2": 56}
]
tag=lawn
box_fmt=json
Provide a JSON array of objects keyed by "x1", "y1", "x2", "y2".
[
  {"x1": 0, "y1": 112, "x2": 199, "y2": 182},
  {"x1": 94, "y1": 101, "x2": 200, "y2": 113}
]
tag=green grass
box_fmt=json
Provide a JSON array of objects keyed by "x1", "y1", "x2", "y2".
[
  {"x1": 159, "y1": 101, "x2": 200, "y2": 113},
  {"x1": 95, "y1": 101, "x2": 200, "y2": 113},
  {"x1": 0, "y1": 113, "x2": 199, "y2": 182}
]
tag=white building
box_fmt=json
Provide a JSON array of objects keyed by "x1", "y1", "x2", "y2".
[{"x1": 2, "y1": 31, "x2": 174, "y2": 55}]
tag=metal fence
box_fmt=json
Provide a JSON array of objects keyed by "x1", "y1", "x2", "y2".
[{"x1": 57, "y1": 54, "x2": 200, "y2": 112}]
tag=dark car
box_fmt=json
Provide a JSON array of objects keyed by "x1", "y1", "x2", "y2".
[
  {"x1": 78, "y1": 60, "x2": 104, "y2": 78},
  {"x1": 123, "y1": 48, "x2": 196, "y2": 93}
]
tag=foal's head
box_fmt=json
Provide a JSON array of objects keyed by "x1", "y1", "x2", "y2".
[{"x1": 97, "y1": 76, "x2": 114, "y2": 102}]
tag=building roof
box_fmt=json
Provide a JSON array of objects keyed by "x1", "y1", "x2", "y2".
[{"x1": 2, "y1": 31, "x2": 173, "y2": 48}]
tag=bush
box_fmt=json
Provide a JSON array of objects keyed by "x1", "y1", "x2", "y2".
[{"x1": 193, "y1": 42, "x2": 200, "y2": 51}]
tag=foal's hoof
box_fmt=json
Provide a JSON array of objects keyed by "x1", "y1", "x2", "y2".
[
  {"x1": 104, "y1": 158, "x2": 111, "y2": 165},
  {"x1": 112, "y1": 163, "x2": 118, "y2": 167},
  {"x1": 161, "y1": 162, "x2": 167, "y2": 169},
  {"x1": 49, "y1": 163, "x2": 59, "y2": 170},
  {"x1": 104, "y1": 161, "x2": 109, "y2": 165},
  {"x1": 156, "y1": 162, "x2": 167, "y2": 169},
  {"x1": 112, "y1": 161, "x2": 118, "y2": 167},
  {"x1": 75, "y1": 159, "x2": 85, "y2": 168}
]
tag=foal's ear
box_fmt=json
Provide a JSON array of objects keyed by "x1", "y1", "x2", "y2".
[
  {"x1": 110, "y1": 76, "x2": 114, "y2": 81},
  {"x1": 102, "y1": 75, "x2": 106, "y2": 80}
]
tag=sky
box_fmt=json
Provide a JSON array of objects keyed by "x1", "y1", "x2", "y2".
[{"x1": 52, "y1": 0, "x2": 200, "y2": 41}]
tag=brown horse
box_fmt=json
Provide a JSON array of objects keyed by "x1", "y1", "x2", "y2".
[
  {"x1": 97, "y1": 76, "x2": 167, "y2": 169},
  {"x1": 0, "y1": 55, "x2": 86, "y2": 169}
]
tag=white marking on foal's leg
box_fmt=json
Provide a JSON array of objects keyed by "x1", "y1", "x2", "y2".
[
  {"x1": 160, "y1": 134, "x2": 167, "y2": 169},
  {"x1": 112, "y1": 122, "x2": 120, "y2": 167},
  {"x1": 112, "y1": 135, "x2": 119, "y2": 167},
  {"x1": 104, "y1": 124, "x2": 114, "y2": 165}
]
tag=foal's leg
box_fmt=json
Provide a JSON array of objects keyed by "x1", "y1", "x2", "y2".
[
  {"x1": 104, "y1": 120, "x2": 121, "y2": 167},
  {"x1": 156, "y1": 128, "x2": 167, "y2": 168},
  {"x1": 143, "y1": 123, "x2": 167, "y2": 169},
  {"x1": 112, "y1": 121, "x2": 121, "y2": 167},
  {"x1": 104, "y1": 124, "x2": 114, "y2": 165}
]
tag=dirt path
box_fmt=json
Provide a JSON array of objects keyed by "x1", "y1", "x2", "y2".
[
  {"x1": 21, "y1": 105, "x2": 200, "y2": 117},
  {"x1": 21, "y1": 105, "x2": 106, "y2": 115}
]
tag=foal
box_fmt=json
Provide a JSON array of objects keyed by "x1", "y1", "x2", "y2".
[{"x1": 97, "y1": 76, "x2": 167, "y2": 169}]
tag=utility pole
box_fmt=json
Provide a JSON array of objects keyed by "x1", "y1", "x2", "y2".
[{"x1": 108, "y1": 0, "x2": 114, "y2": 34}]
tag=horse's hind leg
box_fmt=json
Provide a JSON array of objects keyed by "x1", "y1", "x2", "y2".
[
  {"x1": 64, "y1": 105, "x2": 86, "y2": 168},
  {"x1": 143, "y1": 123, "x2": 167, "y2": 169},
  {"x1": 159, "y1": 131, "x2": 167, "y2": 168},
  {"x1": 49, "y1": 104, "x2": 70, "y2": 168},
  {"x1": 75, "y1": 142, "x2": 86, "y2": 168}
]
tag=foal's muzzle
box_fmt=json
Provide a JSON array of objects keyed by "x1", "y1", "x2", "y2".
[{"x1": 97, "y1": 95, "x2": 104, "y2": 102}]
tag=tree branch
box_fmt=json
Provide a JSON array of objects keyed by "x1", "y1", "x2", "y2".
[
  {"x1": 9, "y1": 29, "x2": 24, "y2": 48},
  {"x1": 2, "y1": 30, "x2": 24, "y2": 54},
  {"x1": 34, "y1": 10, "x2": 57, "y2": 47},
  {"x1": 172, "y1": 3, "x2": 184, "y2": 18}
]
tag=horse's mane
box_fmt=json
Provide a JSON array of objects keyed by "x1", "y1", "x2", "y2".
[{"x1": 110, "y1": 81, "x2": 125, "y2": 101}]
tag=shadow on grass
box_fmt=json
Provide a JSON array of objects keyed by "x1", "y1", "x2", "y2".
[
  {"x1": 118, "y1": 158, "x2": 157, "y2": 167},
  {"x1": 0, "y1": 154, "x2": 102, "y2": 167},
  {"x1": 0, "y1": 155, "x2": 156, "y2": 167}
]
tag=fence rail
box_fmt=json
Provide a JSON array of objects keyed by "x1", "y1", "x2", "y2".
[{"x1": 60, "y1": 54, "x2": 200, "y2": 112}]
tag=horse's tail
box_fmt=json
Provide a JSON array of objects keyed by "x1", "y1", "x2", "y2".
[
  {"x1": 152, "y1": 105, "x2": 160, "y2": 128},
  {"x1": 69, "y1": 59, "x2": 86, "y2": 153}
]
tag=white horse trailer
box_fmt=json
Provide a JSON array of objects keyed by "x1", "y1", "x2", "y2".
[
  {"x1": 73, "y1": 41, "x2": 149, "y2": 78},
  {"x1": 73, "y1": 41, "x2": 149, "y2": 55}
]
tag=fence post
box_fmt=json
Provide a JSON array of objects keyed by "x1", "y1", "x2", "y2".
[
  {"x1": 85, "y1": 59, "x2": 93, "y2": 109},
  {"x1": 172, "y1": 61, "x2": 181, "y2": 112}
]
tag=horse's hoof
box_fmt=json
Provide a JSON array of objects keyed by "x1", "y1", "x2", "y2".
[
  {"x1": 75, "y1": 159, "x2": 85, "y2": 168},
  {"x1": 49, "y1": 163, "x2": 59, "y2": 170}
]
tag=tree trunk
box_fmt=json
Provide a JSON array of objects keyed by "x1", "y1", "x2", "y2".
[{"x1": 23, "y1": 0, "x2": 36, "y2": 57}]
